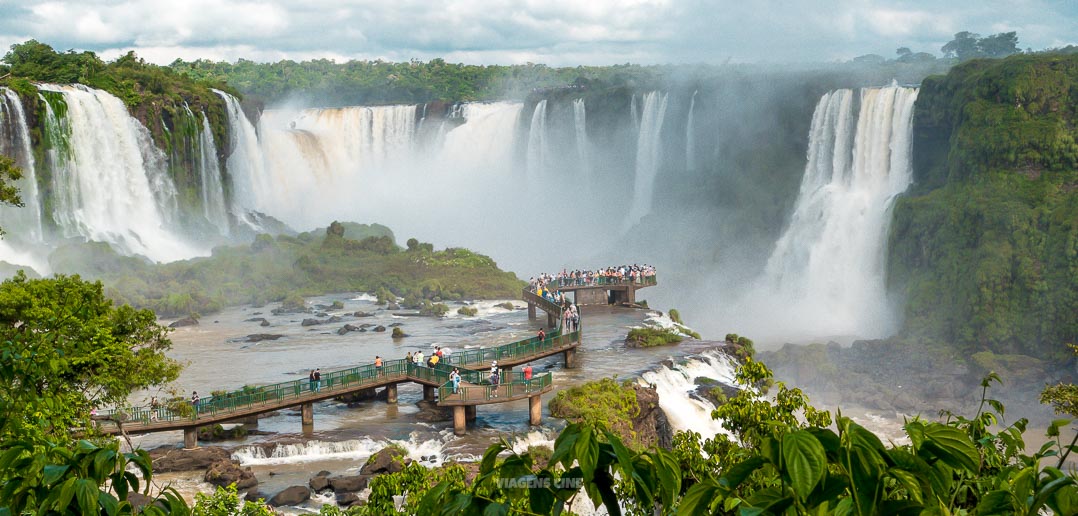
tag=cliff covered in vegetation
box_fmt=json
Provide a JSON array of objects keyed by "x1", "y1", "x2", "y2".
[{"x1": 889, "y1": 53, "x2": 1078, "y2": 360}]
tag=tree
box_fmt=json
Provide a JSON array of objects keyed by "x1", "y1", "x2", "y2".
[
  {"x1": 0, "y1": 272, "x2": 181, "y2": 442},
  {"x1": 979, "y1": 31, "x2": 1019, "y2": 58},
  {"x1": 942, "y1": 31, "x2": 982, "y2": 60},
  {"x1": 0, "y1": 155, "x2": 23, "y2": 237}
]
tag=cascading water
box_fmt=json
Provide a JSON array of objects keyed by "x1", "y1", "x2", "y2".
[
  {"x1": 624, "y1": 91, "x2": 669, "y2": 231},
  {"x1": 747, "y1": 85, "x2": 918, "y2": 340},
  {"x1": 198, "y1": 114, "x2": 229, "y2": 236},
  {"x1": 686, "y1": 90, "x2": 697, "y2": 172},
  {"x1": 525, "y1": 100, "x2": 548, "y2": 189},
  {"x1": 0, "y1": 87, "x2": 43, "y2": 242},
  {"x1": 213, "y1": 89, "x2": 268, "y2": 225},
  {"x1": 572, "y1": 98, "x2": 591, "y2": 192},
  {"x1": 641, "y1": 349, "x2": 738, "y2": 438},
  {"x1": 36, "y1": 84, "x2": 203, "y2": 262}
]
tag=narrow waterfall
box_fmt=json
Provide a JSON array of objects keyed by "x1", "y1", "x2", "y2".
[
  {"x1": 198, "y1": 114, "x2": 229, "y2": 236},
  {"x1": 525, "y1": 100, "x2": 548, "y2": 189},
  {"x1": 0, "y1": 87, "x2": 43, "y2": 242},
  {"x1": 624, "y1": 91, "x2": 669, "y2": 231},
  {"x1": 36, "y1": 84, "x2": 201, "y2": 262},
  {"x1": 686, "y1": 90, "x2": 697, "y2": 171},
  {"x1": 641, "y1": 349, "x2": 738, "y2": 438},
  {"x1": 213, "y1": 89, "x2": 267, "y2": 224},
  {"x1": 572, "y1": 98, "x2": 590, "y2": 191},
  {"x1": 630, "y1": 93, "x2": 640, "y2": 130},
  {"x1": 757, "y1": 85, "x2": 918, "y2": 339}
]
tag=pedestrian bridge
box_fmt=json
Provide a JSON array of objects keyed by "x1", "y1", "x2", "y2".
[{"x1": 97, "y1": 288, "x2": 579, "y2": 447}]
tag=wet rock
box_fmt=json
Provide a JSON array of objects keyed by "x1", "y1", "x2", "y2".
[
  {"x1": 353, "y1": 311, "x2": 375, "y2": 317},
  {"x1": 631, "y1": 384, "x2": 673, "y2": 449},
  {"x1": 245, "y1": 317, "x2": 271, "y2": 327},
  {"x1": 328, "y1": 474, "x2": 370, "y2": 492},
  {"x1": 392, "y1": 312, "x2": 427, "y2": 317},
  {"x1": 244, "y1": 489, "x2": 265, "y2": 503},
  {"x1": 301, "y1": 318, "x2": 322, "y2": 327},
  {"x1": 337, "y1": 492, "x2": 363, "y2": 507},
  {"x1": 315, "y1": 312, "x2": 329, "y2": 318},
  {"x1": 388, "y1": 322, "x2": 404, "y2": 327},
  {"x1": 387, "y1": 302, "x2": 400, "y2": 310},
  {"x1": 337, "y1": 324, "x2": 362, "y2": 335},
  {"x1": 150, "y1": 446, "x2": 231, "y2": 473},
  {"x1": 169, "y1": 316, "x2": 199, "y2": 328},
  {"x1": 414, "y1": 399, "x2": 452, "y2": 422},
  {"x1": 260, "y1": 320, "x2": 270, "y2": 327},
  {"x1": 204, "y1": 459, "x2": 257, "y2": 490},
  {"x1": 373, "y1": 325, "x2": 386, "y2": 332},
  {"x1": 360, "y1": 446, "x2": 407, "y2": 475},
  {"x1": 309, "y1": 471, "x2": 331, "y2": 492},
  {"x1": 269, "y1": 485, "x2": 311, "y2": 507}
]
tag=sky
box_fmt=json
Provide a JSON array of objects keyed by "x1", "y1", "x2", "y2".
[{"x1": 0, "y1": 0, "x2": 1074, "y2": 66}]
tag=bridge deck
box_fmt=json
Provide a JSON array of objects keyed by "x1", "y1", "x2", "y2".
[{"x1": 97, "y1": 325, "x2": 578, "y2": 435}]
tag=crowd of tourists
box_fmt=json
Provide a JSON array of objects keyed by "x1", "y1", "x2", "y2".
[{"x1": 531, "y1": 264, "x2": 656, "y2": 290}]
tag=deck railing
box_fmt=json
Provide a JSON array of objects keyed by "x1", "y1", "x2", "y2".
[
  {"x1": 438, "y1": 371, "x2": 553, "y2": 403},
  {"x1": 98, "y1": 323, "x2": 580, "y2": 428}
]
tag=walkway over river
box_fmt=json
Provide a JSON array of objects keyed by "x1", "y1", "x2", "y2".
[{"x1": 98, "y1": 276, "x2": 654, "y2": 447}]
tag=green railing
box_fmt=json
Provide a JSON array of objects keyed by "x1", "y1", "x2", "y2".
[
  {"x1": 99, "y1": 323, "x2": 580, "y2": 427},
  {"x1": 523, "y1": 287, "x2": 563, "y2": 316},
  {"x1": 438, "y1": 371, "x2": 553, "y2": 403}
]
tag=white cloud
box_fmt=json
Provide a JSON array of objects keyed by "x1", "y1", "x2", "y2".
[{"x1": 0, "y1": 0, "x2": 1073, "y2": 65}]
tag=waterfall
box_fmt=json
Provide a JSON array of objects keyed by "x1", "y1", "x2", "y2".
[
  {"x1": 641, "y1": 349, "x2": 738, "y2": 438},
  {"x1": 525, "y1": 100, "x2": 548, "y2": 189},
  {"x1": 198, "y1": 113, "x2": 229, "y2": 236},
  {"x1": 624, "y1": 91, "x2": 669, "y2": 231},
  {"x1": 36, "y1": 84, "x2": 202, "y2": 262},
  {"x1": 232, "y1": 434, "x2": 447, "y2": 467},
  {"x1": 572, "y1": 98, "x2": 591, "y2": 191},
  {"x1": 0, "y1": 87, "x2": 43, "y2": 242},
  {"x1": 756, "y1": 85, "x2": 918, "y2": 339},
  {"x1": 213, "y1": 89, "x2": 268, "y2": 225},
  {"x1": 686, "y1": 90, "x2": 697, "y2": 171},
  {"x1": 630, "y1": 94, "x2": 640, "y2": 130}
]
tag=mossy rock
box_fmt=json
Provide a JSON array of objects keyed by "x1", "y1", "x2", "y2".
[
  {"x1": 625, "y1": 327, "x2": 682, "y2": 348},
  {"x1": 457, "y1": 306, "x2": 478, "y2": 316},
  {"x1": 496, "y1": 302, "x2": 515, "y2": 310},
  {"x1": 391, "y1": 327, "x2": 407, "y2": 338}
]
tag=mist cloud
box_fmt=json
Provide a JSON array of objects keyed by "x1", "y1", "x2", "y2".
[{"x1": 0, "y1": 1, "x2": 1073, "y2": 65}]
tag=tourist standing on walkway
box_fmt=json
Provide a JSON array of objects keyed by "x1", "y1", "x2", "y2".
[
  {"x1": 191, "y1": 391, "x2": 200, "y2": 412},
  {"x1": 489, "y1": 369, "x2": 500, "y2": 398},
  {"x1": 442, "y1": 346, "x2": 452, "y2": 364},
  {"x1": 451, "y1": 369, "x2": 461, "y2": 394},
  {"x1": 537, "y1": 328, "x2": 546, "y2": 341},
  {"x1": 309, "y1": 370, "x2": 316, "y2": 391},
  {"x1": 415, "y1": 350, "x2": 424, "y2": 366},
  {"x1": 523, "y1": 365, "x2": 534, "y2": 392},
  {"x1": 314, "y1": 369, "x2": 322, "y2": 391},
  {"x1": 375, "y1": 356, "x2": 383, "y2": 374}
]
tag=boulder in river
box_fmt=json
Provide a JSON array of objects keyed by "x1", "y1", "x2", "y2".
[
  {"x1": 309, "y1": 471, "x2": 331, "y2": 492},
  {"x1": 169, "y1": 315, "x2": 199, "y2": 328},
  {"x1": 269, "y1": 485, "x2": 311, "y2": 507},
  {"x1": 360, "y1": 446, "x2": 408, "y2": 475},
  {"x1": 204, "y1": 458, "x2": 257, "y2": 490},
  {"x1": 373, "y1": 325, "x2": 386, "y2": 332},
  {"x1": 239, "y1": 334, "x2": 284, "y2": 343},
  {"x1": 353, "y1": 311, "x2": 375, "y2": 317},
  {"x1": 150, "y1": 446, "x2": 231, "y2": 472},
  {"x1": 328, "y1": 474, "x2": 371, "y2": 492}
]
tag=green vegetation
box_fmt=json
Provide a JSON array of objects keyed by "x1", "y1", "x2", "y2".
[
  {"x1": 549, "y1": 377, "x2": 642, "y2": 447},
  {"x1": 391, "y1": 327, "x2": 406, "y2": 338},
  {"x1": 1041, "y1": 344, "x2": 1078, "y2": 417},
  {"x1": 0, "y1": 155, "x2": 23, "y2": 237},
  {"x1": 626, "y1": 327, "x2": 683, "y2": 347},
  {"x1": 410, "y1": 361, "x2": 1077, "y2": 516},
  {"x1": 892, "y1": 52, "x2": 1078, "y2": 360},
  {"x1": 0, "y1": 272, "x2": 181, "y2": 442},
  {"x1": 49, "y1": 221, "x2": 523, "y2": 317},
  {"x1": 457, "y1": 306, "x2": 478, "y2": 316}
]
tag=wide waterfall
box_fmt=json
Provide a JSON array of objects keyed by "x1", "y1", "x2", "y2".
[
  {"x1": 572, "y1": 98, "x2": 590, "y2": 193},
  {"x1": 198, "y1": 114, "x2": 229, "y2": 236},
  {"x1": 641, "y1": 349, "x2": 738, "y2": 438},
  {"x1": 738, "y1": 85, "x2": 918, "y2": 340},
  {"x1": 686, "y1": 90, "x2": 697, "y2": 172},
  {"x1": 525, "y1": 100, "x2": 548, "y2": 190},
  {"x1": 624, "y1": 91, "x2": 669, "y2": 231},
  {"x1": 0, "y1": 87, "x2": 43, "y2": 242},
  {"x1": 35, "y1": 84, "x2": 204, "y2": 263},
  {"x1": 214, "y1": 89, "x2": 268, "y2": 225}
]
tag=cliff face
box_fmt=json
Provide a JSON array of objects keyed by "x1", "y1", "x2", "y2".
[{"x1": 889, "y1": 53, "x2": 1078, "y2": 359}]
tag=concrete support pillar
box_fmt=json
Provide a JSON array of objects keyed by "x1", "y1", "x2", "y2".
[
  {"x1": 183, "y1": 427, "x2": 198, "y2": 449},
  {"x1": 627, "y1": 287, "x2": 636, "y2": 305},
  {"x1": 386, "y1": 383, "x2": 398, "y2": 404},
  {"x1": 547, "y1": 313, "x2": 555, "y2": 328},
  {"x1": 453, "y1": 406, "x2": 467, "y2": 436},
  {"x1": 527, "y1": 303, "x2": 536, "y2": 320},
  {"x1": 563, "y1": 347, "x2": 578, "y2": 369},
  {"x1": 529, "y1": 395, "x2": 542, "y2": 426},
  {"x1": 423, "y1": 385, "x2": 436, "y2": 402},
  {"x1": 301, "y1": 402, "x2": 314, "y2": 426},
  {"x1": 239, "y1": 415, "x2": 259, "y2": 428},
  {"x1": 465, "y1": 405, "x2": 477, "y2": 421}
]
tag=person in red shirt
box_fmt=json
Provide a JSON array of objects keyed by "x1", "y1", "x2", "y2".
[{"x1": 523, "y1": 364, "x2": 534, "y2": 392}]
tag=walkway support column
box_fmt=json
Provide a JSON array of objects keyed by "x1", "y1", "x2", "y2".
[
  {"x1": 563, "y1": 347, "x2": 578, "y2": 369},
  {"x1": 183, "y1": 427, "x2": 198, "y2": 449},
  {"x1": 453, "y1": 406, "x2": 466, "y2": 436},
  {"x1": 301, "y1": 402, "x2": 314, "y2": 426},
  {"x1": 465, "y1": 405, "x2": 477, "y2": 421},
  {"x1": 423, "y1": 385, "x2": 436, "y2": 402},
  {"x1": 547, "y1": 313, "x2": 555, "y2": 328},
  {"x1": 529, "y1": 395, "x2": 541, "y2": 426},
  {"x1": 528, "y1": 303, "x2": 536, "y2": 320},
  {"x1": 386, "y1": 383, "x2": 398, "y2": 404}
]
